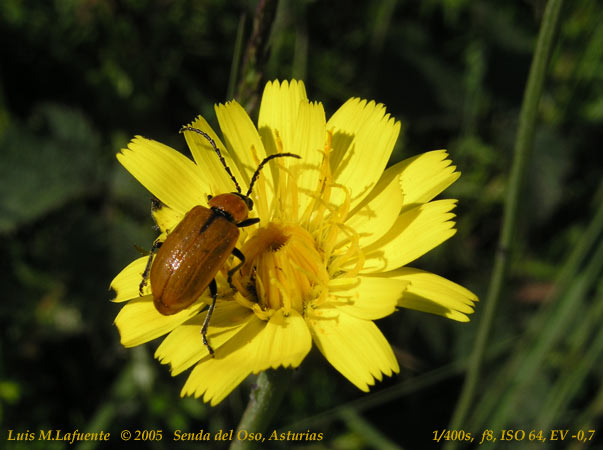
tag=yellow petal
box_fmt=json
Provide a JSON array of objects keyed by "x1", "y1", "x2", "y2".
[
  {"x1": 308, "y1": 312, "x2": 399, "y2": 391},
  {"x1": 117, "y1": 137, "x2": 209, "y2": 215},
  {"x1": 215, "y1": 101, "x2": 267, "y2": 176},
  {"x1": 181, "y1": 316, "x2": 266, "y2": 405},
  {"x1": 181, "y1": 115, "x2": 244, "y2": 196},
  {"x1": 151, "y1": 200, "x2": 182, "y2": 234},
  {"x1": 215, "y1": 100, "x2": 273, "y2": 219},
  {"x1": 358, "y1": 199, "x2": 458, "y2": 273},
  {"x1": 155, "y1": 301, "x2": 255, "y2": 375},
  {"x1": 289, "y1": 101, "x2": 326, "y2": 216},
  {"x1": 327, "y1": 98, "x2": 401, "y2": 210},
  {"x1": 382, "y1": 268, "x2": 478, "y2": 322},
  {"x1": 249, "y1": 309, "x2": 312, "y2": 372},
  {"x1": 397, "y1": 150, "x2": 460, "y2": 211},
  {"x1": 327, "y1": 276, "x2": 409, "y2": 320},
  {"x1": 110, "y1": 257, "x2": 149, "y2": 302},
  {"x1": 258, "y1": 80, "x2": 308, "y2": 155},
  {"x1": 341, "y1": 160, "x2": 405, "y2": 248},
  {"x1": 114, "y1": 297, "x2": 206, "y2": 347},
  {"x1": 258, "y1": 80, "x2": 325, "y2": 215}
]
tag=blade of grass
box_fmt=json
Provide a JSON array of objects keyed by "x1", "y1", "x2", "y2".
[
  {"x1": 481, "y1": 236, "x2": 603, "y2": 434},
  {"x1": 466, "y1": 191, "x2": 603, "y2": 431},
  {"x1": 546, "y1": 183, "x2": 603, "y2": 305},
  {"x1": 538, "y1": 284, "x2": 603, "y2": 430},
  {"x1": 339, "y1": 407, "x2": 403, "y2": 450},
  {"x1": 567, "y1": 385, "x2": 603, "y2": 450},
  {"x1": 291, "y1": 14, "x2": 308, "y2": 81},
  {"x1": 281, "y1": 336, "x2": 512, "y2": 432},
  {"x1": 226, "y1": 13, "x2": 247, "y2": 101},
  {"x1": 445, "y1": 0, "x2": 565, "y2": 445},
  {"x1": 283, "y1": 363, "x2": 461, "y2": 433},
  {"x1": 366, "y1": 0, "x2": 397, "y2": 89}
]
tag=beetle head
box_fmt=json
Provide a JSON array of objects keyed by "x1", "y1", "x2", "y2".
[{"x1": 235, "y1": 192, "x2": 254, "y2": 211}]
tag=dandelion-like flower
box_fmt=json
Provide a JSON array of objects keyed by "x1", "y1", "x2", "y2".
[{"x1": 111, "y1": 80, "x2": 478, "y2": 405}]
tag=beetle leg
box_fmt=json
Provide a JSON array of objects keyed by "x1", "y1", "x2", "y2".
[
  {"x1": 227, "y1": 248, "x2": 246, "y2": 291},
  {"x1": 201, "y1": 279, "x2": 217, "y2": 356},
  {"x1": 139, "y1": 240, "x2": 163, "y2": 296},
  {"x1": 237, "y1": 218, "x2": 260, "y2": 228}
]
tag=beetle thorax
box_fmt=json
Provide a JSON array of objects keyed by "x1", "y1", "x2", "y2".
[{"x1": 208, "y1": 193, "x2": 250, "y2": 223}]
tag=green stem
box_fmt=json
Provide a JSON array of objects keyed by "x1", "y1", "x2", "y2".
[
  {"x1": 227, "y1": 14, "x2": 247, "y2": 101},
  {"x1": 236, "y1": 0, "x2": 279, "y2": 113},
  {"x1": 230, "y1": 369, "x2": 293, "y2": 450},
  {"x1": 445, "y1": 0, "x2": 564, "y2": 442}
]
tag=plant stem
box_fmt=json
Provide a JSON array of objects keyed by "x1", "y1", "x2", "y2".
[
  {"x1": 227, "y1": 14, "x2": 247, "y2": 101},
  {"x1": 445, "y1": 0, "x2": 565, "y2": 443},
  {"x1": 230, "y1": 369, "x2": 293, "y2": 450},
  {"x1": 236, "y1": 0, "x2": 279, "y2": 113}
]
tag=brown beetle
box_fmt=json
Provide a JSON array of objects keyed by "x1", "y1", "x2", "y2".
[{"x1": 139, "y1": 127, "x2": 300, "y2": 355}]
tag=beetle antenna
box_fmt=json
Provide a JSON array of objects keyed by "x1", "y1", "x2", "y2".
[
  {"x1": 180, "y1": 126, "x2": 242, "y2": 194},
  {"x1": 246, "y1": 153, "x2": 301, "y2": 197}
]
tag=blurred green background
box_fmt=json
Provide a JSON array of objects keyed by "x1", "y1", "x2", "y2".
[{"x1": 1, "y1": 0, "x2": 602, "y2": 449}]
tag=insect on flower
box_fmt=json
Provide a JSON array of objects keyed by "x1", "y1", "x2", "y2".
[
  {"x1": 138, "y1": 126, "x2": 300, "y2": 355},
  {"x1": 113, "y1": 80, "x2": 478, "y2": 405}
]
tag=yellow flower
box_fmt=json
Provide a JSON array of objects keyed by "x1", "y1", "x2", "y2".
[{"x1": 111, "y1": 80, "x2": 478, "y2": 405}]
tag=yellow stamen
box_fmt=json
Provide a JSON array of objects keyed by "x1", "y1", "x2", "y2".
[{"x1": 233, "y1": 221, "x2": 328, "y2": 319}]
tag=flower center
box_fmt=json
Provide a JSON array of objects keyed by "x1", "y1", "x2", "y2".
[
  {"x1": 234, "y1": 222, "x2": 329, "y2": 315},
  {"x1": 228, "y1": 130, "x2": 367, "y2": 319}
]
